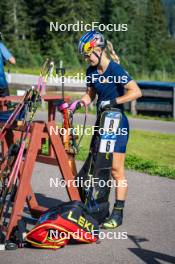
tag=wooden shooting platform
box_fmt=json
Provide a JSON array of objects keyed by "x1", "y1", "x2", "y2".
[{"x1": 0, "y1": 95, "x2": 80, "y2": 240}]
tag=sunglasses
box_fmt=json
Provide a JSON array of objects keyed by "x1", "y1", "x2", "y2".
[{"x1": 83, "y1": 53, "x2": 92, "y2": 59}]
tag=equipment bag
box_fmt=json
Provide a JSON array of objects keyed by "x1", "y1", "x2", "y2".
[
  {"x1": 77, "y1": 109, "x2": 122, "y2": 224},
  {"x1": 25, "y1": 201, "x2": 99, "y2": 249}
]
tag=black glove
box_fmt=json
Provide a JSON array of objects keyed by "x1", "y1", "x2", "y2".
[{"x1": 99, "y1": 99, "x2": 117, "y2": 111}]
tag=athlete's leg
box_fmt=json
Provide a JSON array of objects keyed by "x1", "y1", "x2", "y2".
[
  {"x1": 102, "y1": 112, "x2": 129, "y2": 229},
  {"x1": 112, "y1": 152, "x2": 128, "y2": 200},
  {"x1": 102, "y1": 153, "x2": 127, "y2": 229}
]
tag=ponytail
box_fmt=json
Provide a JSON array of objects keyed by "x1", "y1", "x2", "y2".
[{"x1": 105, "y1": 40, "x2": 120, "y2": 64}]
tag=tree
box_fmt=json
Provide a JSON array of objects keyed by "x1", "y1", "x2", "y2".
[
  {"x1": 0, "y1": 0, "x2": 174, "y2": 74},
  {"x1": 144, "y1": 0, "x2": 169, "y2": 72},
  {"x1": 101, "y1": 0, "x2": 147, "y2": 75}
]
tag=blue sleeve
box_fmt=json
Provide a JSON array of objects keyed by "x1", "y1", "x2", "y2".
[
  {"x1": 111, "y1": 62, "x2": 132, "y2": 86},
  {"x1": 0, "y1": 42, "x2": 12, "y2": 61},
  {"x1": 86, "y1": 67, "x2": 93, "y2": 88}
]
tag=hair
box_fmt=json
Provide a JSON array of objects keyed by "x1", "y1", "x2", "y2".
[{"x1": 105, "y1": 40, "x2": 120, "y2": 64}]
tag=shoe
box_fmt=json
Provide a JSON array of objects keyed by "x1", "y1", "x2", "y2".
[{"x1": 101, "y1": 207, "x2": 123, "y2": 229}]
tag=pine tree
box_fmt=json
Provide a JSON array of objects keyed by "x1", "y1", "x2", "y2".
[
  {"x1": 0, "y1": 0, "x2": 174, "y2": 73},
  {"x1": 45, "y1": 0, "x2": 101, "y2": 67},
  {"x1": 3, "y1": 0, "x2": 30, "y2": 45},
  {"x1": 101, "y1": 0, "x2": 146, "y2": 75},
  {"x1": 0, "y1": 2, "x2": 6, "y2": 34},
  {"x1": 102, "y1": 0, "x2": 129, "y2": 53},
  {"x1": 162, "y1": 0, "x2": 175, "y2": 37},
  {"x1": 144, "y1": 0, "x2": 169, "y2": 72}
]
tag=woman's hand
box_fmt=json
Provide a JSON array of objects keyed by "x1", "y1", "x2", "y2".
[
  {"x1": 81, "y1": 86, "x2": 96, "y2": 106},
  {"x1": 69, "y1": 100, "x2": 82, "y2": 113},
  {"x1": 99, "y1": 99, "x2": 117, "y2": 110}
]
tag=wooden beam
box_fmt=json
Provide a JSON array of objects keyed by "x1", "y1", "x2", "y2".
[
  {"x1": 141, "y1": 89, "x2": 173, "y2": 98},
  {"x1": 6, "y1": 122, "x2": 44, "y2": 240},
  {"x1": 137, "y1": 103, "x2": 172, "y2": 112},
  {"x1": 47, "y1": 121, "x2": 80, "y2": 201}
]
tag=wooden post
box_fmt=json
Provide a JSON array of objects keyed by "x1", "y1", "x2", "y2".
[
  {"x1": 5, "y1": 121, "x2": 80, "y2": 240},
  {"x1": 131, "y1": 100, "x2": 137, "y2": 115},
  {"x1": 47, "y1": 121, "x2": 80, "y2": 201},
  {"x1": 0, "y1": 95, "x2": 80, "y2": 241},
  {"x1": 6, "y1": 122, "x2": 44, "y2": 240}
]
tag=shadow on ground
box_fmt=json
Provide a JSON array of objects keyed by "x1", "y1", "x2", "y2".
[{"x1": 128, "y1": 235, "x2": 175, "y2": 263}]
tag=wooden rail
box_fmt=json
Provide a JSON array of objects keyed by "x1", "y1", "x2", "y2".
[{"x1": 124, "y1": 81, "x2": 175, "y2": 118}]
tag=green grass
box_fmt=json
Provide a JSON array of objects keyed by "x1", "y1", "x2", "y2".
[
  {"x1": 135, "y1": 72, "x2": 175, "y2": 82},
  {"x1": 7, "y1": 66, "x2": 85, "y2": 77},
  {"x1": 42, "y1": 127, "x2": 175, "y2": 179},
  {"x1": 7, "y1": 66, "x2": 41, "y2": 75},
  {"x1": 125, "y1": 112, "x2": 175, "y2": 122},
  {"x1": 126, "y1": 130, "x2": 175, "y2": 178},
  {"x1": 125, "y1": 154, "x2": 175, "y2": 179},
  {"x1": 76, "y1": 129, "x2": 175, "y2": 179},
  {"x1": 127, "y1": 130, "x2": 175, "y2": 167},
  {"x1": 42, "y1": 128, "x2": 175, "y2": 179}
]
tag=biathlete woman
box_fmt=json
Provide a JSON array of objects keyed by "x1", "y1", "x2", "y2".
[{"x1": 72, "y1": 31, "x2": 142, "y2": 229}]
